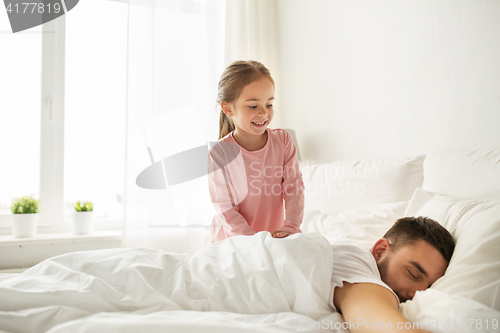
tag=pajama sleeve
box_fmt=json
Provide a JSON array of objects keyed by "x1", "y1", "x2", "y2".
[
  {"x1": 279, "y1": 131, "x2": 304, "y2": 234},
  {"x1": 208, "y1": 142, "x2": 256, "y2": 237}
]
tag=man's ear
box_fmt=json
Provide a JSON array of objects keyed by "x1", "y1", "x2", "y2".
[
  {"x1": 371, "y1": 238, "x2": 391, "y2": 263},
  {"x1": 221, "y1": 102, "x2": 233, "y2": 116}
]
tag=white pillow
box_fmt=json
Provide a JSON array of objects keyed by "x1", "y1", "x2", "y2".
[
  {"x1": 405, "y1": 188, "x2": 500, "y2": 311},
  {"x1": 302, "y1": 201, "x2": 409, "y2": 250},
  {"x1": 422, "y1": 147, "x2": 500, "y2": 201},
  {"x1": 300, "y1": 156, "x2": 424, "y2": 214}
]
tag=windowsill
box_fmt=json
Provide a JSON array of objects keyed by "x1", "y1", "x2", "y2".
[
  {"x1": 0, "y1": 231, "x2": 123, "y2": 270},
  {"x1": 0, "y1": 213, "x2": 123, "y2": 234},
  {"x1": 0, "y1": 230, "x2": 122, "y2": 246}
]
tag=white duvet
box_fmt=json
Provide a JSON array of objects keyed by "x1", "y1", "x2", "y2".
[{"x1": 0, "y1": 232, "x2": 343, "y2": 333}]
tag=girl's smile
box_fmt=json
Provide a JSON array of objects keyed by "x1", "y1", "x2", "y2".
[{"x1": 252, "y1": 120, "x2": 267, "y2": 127}]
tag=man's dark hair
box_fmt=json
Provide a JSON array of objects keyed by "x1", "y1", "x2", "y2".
[{"x1": 383, "y1": 216, "x2": 455, "y2": 262}]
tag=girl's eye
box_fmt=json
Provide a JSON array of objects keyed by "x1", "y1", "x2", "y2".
[
  {"x1": 249, "y1": 105, "x2": 257, "y2": 109},
  {"x1": 266, "y1": 104, "x2": 273, "y2": 108}
]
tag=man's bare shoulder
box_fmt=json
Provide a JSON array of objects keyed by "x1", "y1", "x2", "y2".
[{"x1": 334, "y1": 283, "x2": 430, "y2": 333}]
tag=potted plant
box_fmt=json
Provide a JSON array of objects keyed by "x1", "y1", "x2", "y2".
[
  {"x1": 9, "y1": 195, "x2": 40, "y2": 238},
  {"x1": 71, "y1": 201, "x2": 94, "y2": 235}
]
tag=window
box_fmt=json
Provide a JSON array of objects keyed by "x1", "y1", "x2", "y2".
[
  {"x1": 64, "y1": 0, "x2": 127, "y2": 227},
  {"x1": 0, "y1": 11, "x2": 42, "y2": 224},
  {"x1": 0, "y1": 0, "x2": 127, "y2": 232},
  {"x1": 0, "y1": 0, "x2": 224, "y2": 235}
]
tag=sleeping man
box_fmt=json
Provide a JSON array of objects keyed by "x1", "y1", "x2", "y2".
[{"x1": 331, "y1": 216, "x2": 455, "y2": 333}]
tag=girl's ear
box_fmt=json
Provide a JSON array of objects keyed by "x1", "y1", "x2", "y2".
[
  {"x1": 221, "y1": 102, "x2": 232, "y2": 116},
  {"x1": 371, "y1": 238, "x2": 391, "y2": 262}
]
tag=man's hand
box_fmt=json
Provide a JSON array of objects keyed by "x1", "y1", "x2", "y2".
[
  {"x1": 271, "y1": 230, "x2": 292, "y2": 238},
  {"x1": 334, "y1": 283, "x2": 431, "y2": 333}
]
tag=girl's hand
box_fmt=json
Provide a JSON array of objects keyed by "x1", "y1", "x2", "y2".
[{"x1": 271, "y1": 230, "x2": 292, "y2": 238}]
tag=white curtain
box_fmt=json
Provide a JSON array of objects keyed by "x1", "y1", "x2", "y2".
[
  {"x1": 123, "y1": 0, "x2": 226, "y2": 253},
  {"x1": 224, "y1": 0, "x2": 282, "y2": 124}
]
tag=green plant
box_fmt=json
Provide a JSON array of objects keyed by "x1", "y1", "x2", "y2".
[
  {"x1": 9, "y1": 195, "x2": 40, "y2": 214},
  {"x1": 73, "y1": 201, "x2": 93, "y2": 212}
]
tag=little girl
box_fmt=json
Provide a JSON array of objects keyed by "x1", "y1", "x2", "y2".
[{"x1": 208, "y1": 60, "x2": 304, "y2": 243}]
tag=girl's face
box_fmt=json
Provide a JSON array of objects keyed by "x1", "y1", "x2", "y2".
[{"x1": 223, "y1": 76, "x2": 275, "y2": 140}]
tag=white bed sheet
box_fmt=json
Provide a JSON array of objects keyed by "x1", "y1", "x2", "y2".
[
  {"x1": 401, "y1": 289, "x2": 500, "y2": 333},
  {"x1": 45, "y1": 311, "x2": 347, "y2": 333},
  {"x1": 0, "y1": 274, "x2": 18, "y2": 284}
]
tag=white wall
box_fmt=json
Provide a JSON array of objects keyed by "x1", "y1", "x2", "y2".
[{"x1": 276, "y1": 0, "x2": 500, "y2": 162}]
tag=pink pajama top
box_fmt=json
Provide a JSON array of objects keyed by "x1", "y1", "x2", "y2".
[{"x1": 208, "y1": 128, "x2": 304, "y2": 243}]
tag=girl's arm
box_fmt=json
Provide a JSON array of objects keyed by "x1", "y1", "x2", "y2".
[
  {"x1": 279, "y1": 131, "x2": 305, "y2": 234},
  {"x1": 208, "y1": 148, "x2": 256, "y2": 237},
  {"x1": 216, "y1": 206, "x2": 256, "y2": 237}
]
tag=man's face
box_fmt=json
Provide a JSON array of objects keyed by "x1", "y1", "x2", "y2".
[{"x1": 374, "y1": 239, "x2": 448, "y2": 303}]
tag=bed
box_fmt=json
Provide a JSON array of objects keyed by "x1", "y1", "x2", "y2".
[{"x1": 0, "y1": 147, "x2": 499, "y2": 333}]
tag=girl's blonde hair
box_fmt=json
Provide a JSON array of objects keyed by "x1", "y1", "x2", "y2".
[{"x1": 216, "y1": 60, "x2": 275, "y2": 140}]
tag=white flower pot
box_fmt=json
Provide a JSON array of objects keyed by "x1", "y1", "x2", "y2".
[
  {"x1": 11, "y1": 213, "x2": 39, "y2": 238},
  {"x1": 71, "y1": 211, "x2": 94, "y2": 235}
]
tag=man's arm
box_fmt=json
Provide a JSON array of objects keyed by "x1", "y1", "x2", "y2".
[{"x1": 334, "y1": 283, "x2": 431, "y2": 333}]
